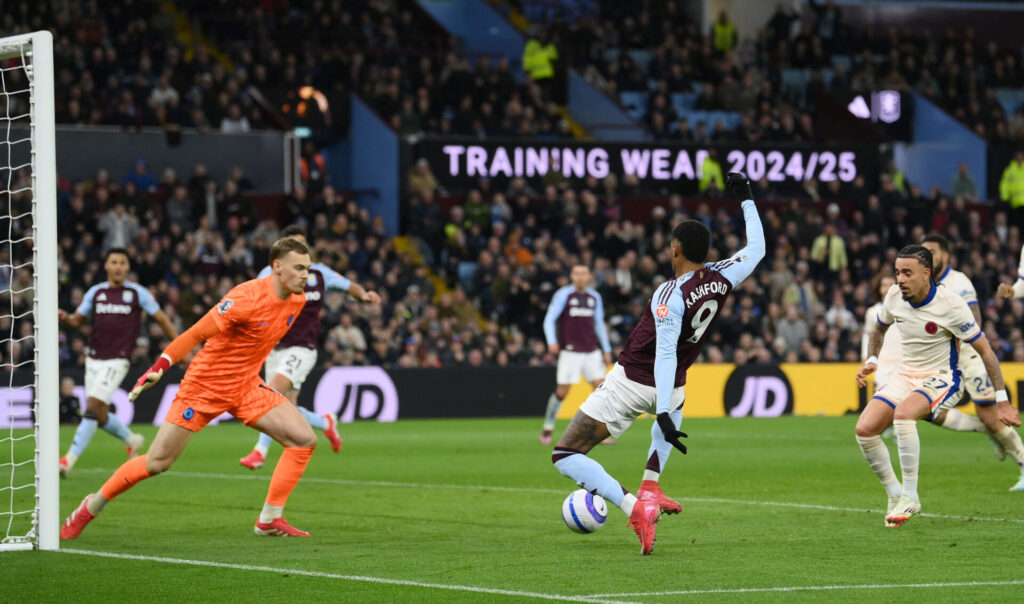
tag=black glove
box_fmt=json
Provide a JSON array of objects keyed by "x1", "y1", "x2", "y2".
[
  {"x1": 656, "y1": 412, "x2": 688, "y2": 454},
  {"x1": 726, "y1": 171, "x2": 754, "y2": 201}
]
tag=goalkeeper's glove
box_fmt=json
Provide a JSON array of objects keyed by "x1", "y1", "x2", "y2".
[
  {"x1": 656, "y1": 412, "x2": 688, "y2": 454},
  {"x1": 129, "y1": 355, "x2": 171, "y2": 401},
  {"x1": 725, "y1": 171, "x2": 754, "y2": 201}
]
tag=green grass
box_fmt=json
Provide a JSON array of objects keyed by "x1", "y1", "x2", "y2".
[{"x1": 4, "y1": 416, "x2": 1024, "y2": 602}]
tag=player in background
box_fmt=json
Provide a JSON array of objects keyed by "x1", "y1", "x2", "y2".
[
  {"x1": 861, "y1": 273, "x2": 900, "y2": 395},
  {"x1": 61, "y1": 237, "x2": 318, "y2": 539},
  {"x1": 856, "y1": 246, "x2": 1020, "y2": 528},
  {"x1": 921, "y1": 235, "x2": 1024, "y2": 490},
  {"x1": 997, "y1": 242, "x2": 1024, "y2": 301},
  {"x1": 57, "y1": 248, "x2": 178, "y2": 478},
  {"x1": 539, "y1": 264, "x2": 612, "y2": 445},
  {"x1": 239, "y1": 225, "x2": 381, "y2": 469},
  {"x1": 551, "y1": 173, "x2": 764, "y2": 554}
]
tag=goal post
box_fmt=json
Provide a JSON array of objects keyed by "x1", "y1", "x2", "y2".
[{"x1": 0, "y1": 30, "x2": 58, "y2": 551}]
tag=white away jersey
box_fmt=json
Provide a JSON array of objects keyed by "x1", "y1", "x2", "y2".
[
  {"x1": 862, "y1": 301, "x2": 901, "y2": 364},
  {"x1": 934, "y1": 266, "x2": 982, "y2": 364},
  {"x1": 876, "y1": 283, "x2": 981, "y2": 373},
  {"x1": 1013, "y1": 244, "x2": 1024, "y2": 299}
]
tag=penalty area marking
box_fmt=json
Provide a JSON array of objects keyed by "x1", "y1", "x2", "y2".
[
  {"x1": 60, "y1": 549, "x2": 638, "y2": 604},
  {"x1": 75, "y1": 468, "x2": 1024, "y2": 525},
  {"x1": 585, "y1": 579, "x2": 1024, "y2": 598}
]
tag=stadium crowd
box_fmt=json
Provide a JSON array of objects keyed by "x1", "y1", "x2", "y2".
[
  {"x1": 7, "y1": 0, "x2": 1023, "y2": 145},
  {"x1": 538, "y1": 1, "x2": 1024, "y2": 144},
  {"x1": 1, "y1": 156, "x2": 1021, "y2": 376}
]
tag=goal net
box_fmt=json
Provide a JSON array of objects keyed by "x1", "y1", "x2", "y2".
[{"x1": 0, "y1": 31, "x2": 58, "y2": 551}]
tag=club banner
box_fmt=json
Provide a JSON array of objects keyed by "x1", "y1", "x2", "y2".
[{"x1": 408, "y1": 136, "x2": 880, "y2": 192}]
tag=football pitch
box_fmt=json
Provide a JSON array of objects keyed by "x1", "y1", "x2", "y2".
[{"x1": 6, "y1": 415, "x2": 1024, "y2": 602}]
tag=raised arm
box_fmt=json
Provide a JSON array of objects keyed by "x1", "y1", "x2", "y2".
[{"x1": 717, "y1": 172, "x2": 766, "y2": 288}]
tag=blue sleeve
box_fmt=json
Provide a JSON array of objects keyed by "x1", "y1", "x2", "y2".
[
  {"x1": 589, "y1": 289, "x2": 611, "y2": 353},
  {"x1": 543, "y1": 287, "x2": 570, "y2": 345},
  {"x1": 75, "y1": 284, "x2": 103, "y2": 317},
  {"x1": 256, "y1": 265, "x2": 272, "y2": 279},
  {"x1": 652, "y1": 284, "x2": 685, "y2": 414},
  {"x1": 128, "y1": 283, "x2": 160, "y2": 315},
  {"x1": 717, "y1": 199, "x2": 766, "y2": 287},
  {"x1": 315, "y1": 263, "x2": 352, "y2": 292}
]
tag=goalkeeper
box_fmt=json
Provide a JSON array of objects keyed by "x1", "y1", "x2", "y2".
[{"x1": 61, "y1": 237, "x2": 318, "y2": 539}]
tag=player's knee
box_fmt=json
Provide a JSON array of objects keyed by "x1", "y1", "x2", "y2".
[
  {"x1": 292, "y1": 427, "x2": 317, "y2": 448},
  {"x1": 892, "y1": 406, "x2": 916, "y2": 421},
  {"x1": 555, "y1": 386, "x2": 570, "y2": 399},
  {"x1": 854, "y1": 424, "x2": 872, "y2": 438},
  {"x1": 145, "y1": 456, "x2": 172, "y2": 475},
  {"x1": 85, "y1": 399, "x2": 108, "y2": 423}
]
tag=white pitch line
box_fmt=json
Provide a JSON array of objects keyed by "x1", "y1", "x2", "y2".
[
  {"x1": 586, "y1": 579, "x2": 1024, "y2": 598},
  {"x1": 74, "y1": 468, "x2": 1024, "y2": 525},
  {"x1": 60, "y1": 549, "x2": 638, "y2": 604}
]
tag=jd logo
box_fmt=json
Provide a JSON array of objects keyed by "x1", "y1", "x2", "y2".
[
  {"x1": 313, "y1": 366, "x2": 399, "y2": 422},
  {"x1": 723, "y1": 364, "x2": 794, "y2": 417}
]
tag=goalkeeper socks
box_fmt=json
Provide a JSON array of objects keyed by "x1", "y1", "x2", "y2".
[
  {"x1": 265, "y1": 446, "x2": 314, "y2": 507},
  {"x1": 993, "y1": 426, "x2": 1024, "y2": 472},
  {"x1": 542, "y1": 393, "x2": 563, "y2": 432},
  {"x1": 68, "y1": 418, "x2": 99, "y2": 463},
  {"x1": 893, "y1": 419, "x2": 920, "y2": 499},
  {"x1": 99, "y1": 455, "x2": 152, "y2": 501},
  {"x1": 552, "y1": 447, "x2": 626, "y2": 509},
  {"x1": 259, "y1": 503, "x2": 284, "y2": 524},
  {"x1": 100, "y1": 412, "x2": 133, "y2": 442},
  {"x1": 297, "y1": 406, "x2": 327, "y2": 431},
  {"x1": 856, "y1": 434, "x2": 901, "y2": 498},
  {"x1": 937, "y1": 409, "x2": 986, "y2": 432},
  {"x1": 644, "y1": 409, "x2": 682, "y2": 483},
  {"x1": 254, "y1": 432, "x2": 273, "y2": 457}
]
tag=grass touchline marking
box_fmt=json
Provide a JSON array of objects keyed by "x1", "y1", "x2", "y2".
[
  {"x1": 73, "y1": 468, "x2": 1024, "y2": 524},
  {"x1": 61, "y1": 549, "x2": 638, "y2": 604},
  {"x1": 586, "y1": 579, "x2": 1024, "y2": 597}
]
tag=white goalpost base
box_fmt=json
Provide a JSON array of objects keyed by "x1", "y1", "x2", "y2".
[{"x1": 0, "y1": 30, "x2": 59, "y2": 551}]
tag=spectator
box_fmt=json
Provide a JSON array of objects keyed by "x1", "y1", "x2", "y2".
[
  {"x1": 220, "y1": 103, "x2": 251, "y2": 133},
  {"x1": 123, "y1": 157, "x2": 156, "y2": 193},
  {"x1": 96, "y1": 203, "x2": 139, "y2": 250},
  {"x1": 1000, "y1": 151, "x2": 1024, "y2": 229},
  {"x1": 950, "y1": 163, "x2": 979, "y2": 201},
  {"x1": 775, "y1": 304, "x2": 810, "y2": 355},
  {"x1": 408, "y1": 158, "x2": 439, "y2": 198}
]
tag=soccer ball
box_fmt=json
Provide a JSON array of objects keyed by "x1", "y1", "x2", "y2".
[{"x1": 561, "y1": 489, "x2": 607, "y2": 534}]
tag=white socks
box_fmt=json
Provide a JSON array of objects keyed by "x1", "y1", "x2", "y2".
[
  {"x1": 937, "y1": 409, "x2": 986, "y2": 432},
  {"x1": 992, "y1": 426, "x2": 1024, "y2": 474},
  {"x1": 856, "y1": 435, "x2": 901, "y2": 498},
  {"x1": 619, "y1": 493, "x2": 638, "y2": 515},
  {"x1": 893, "y1": 419, "x2": 920, "y2": 500},
  {"x1": 259, "y1": 503, "x2": 283, "y2": 524}
]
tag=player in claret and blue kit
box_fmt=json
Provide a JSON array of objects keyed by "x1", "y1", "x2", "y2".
[
  {"x1": 551, "y1": 173, "x2": 765, "y2": 555},
  {"x1": 57, "y1": 248, "x2": 178, "y2": 477}
]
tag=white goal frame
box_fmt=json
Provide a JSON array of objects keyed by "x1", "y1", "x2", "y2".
[{"x1": 0, "y1": 30, "x2": 58, "y2": 552}]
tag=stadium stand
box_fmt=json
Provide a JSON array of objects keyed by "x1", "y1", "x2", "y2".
[{"x1": 2, "y1": 1, "x2": 1023, "y2": 375}]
